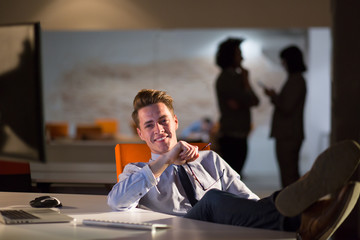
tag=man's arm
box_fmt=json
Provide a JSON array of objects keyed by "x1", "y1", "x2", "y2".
[
  {"x1": 107, "y1": 163, "x2": 157, "y2": 211},
  {"x1": 107, "y1": 141, "x2": 199, "y2": 210}
]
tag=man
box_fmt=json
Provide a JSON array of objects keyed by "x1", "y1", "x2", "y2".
[
  {"x1": 215, "y1": 37, "x2": 259, "y2": 176},
  {"x1": 108, "y1": 89, "x2": 360, "y2": 240}
]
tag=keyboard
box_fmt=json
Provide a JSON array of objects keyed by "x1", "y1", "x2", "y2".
[
  {"x1": 0, "y1": 210, "x2": 39, "y2": 220},
  {"x1": 82, "y1": 219, "x2": 170, "y2": 231}
]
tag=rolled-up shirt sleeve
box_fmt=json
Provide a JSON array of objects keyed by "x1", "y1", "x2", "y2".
[{"x1": 107, "y1": 163, "x2": 157, "y2": 211}]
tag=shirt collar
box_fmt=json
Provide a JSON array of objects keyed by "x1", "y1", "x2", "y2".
[{"x1": 150, "y1": 152, "x2": 160, "y2": 162}]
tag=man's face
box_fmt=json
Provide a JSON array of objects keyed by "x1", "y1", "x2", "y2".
[
  {"x1": 234, "y1": 47, "x2": 243, "y2": 65},
  {"x1": 136, "y1": 102, "x2": 178, "y2": 154}
]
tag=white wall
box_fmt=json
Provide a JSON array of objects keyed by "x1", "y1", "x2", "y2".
[
  {"x1": 301, "y1": 28, "x2": 332, "y2": 171},
  {"x1": 41, "y1": 29, "x2": 306, "y2": 137}
]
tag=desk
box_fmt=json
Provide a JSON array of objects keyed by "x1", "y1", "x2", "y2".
[{"x1": 0, "y1": 192, "x2": 296, "y2": 240}]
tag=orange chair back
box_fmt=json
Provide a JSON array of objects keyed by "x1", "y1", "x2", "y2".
[{"x1": 115, "y1": 142, "x2": 210, "y2": 182}]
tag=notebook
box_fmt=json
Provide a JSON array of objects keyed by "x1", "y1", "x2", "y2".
[
  {"x1": 0, "y1": 208, "x2": 73, "y2": 224},
  {"x1": 83, "y1": 219, "x2": 171, "y2": 231}
]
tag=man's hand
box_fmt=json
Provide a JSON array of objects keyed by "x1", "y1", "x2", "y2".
[
  {"x1": 149, "y1": 141, "x2": 199, "y2": 178},
  {"x1": 168, "y1": 141, "x2": 200, "y2": 165},
  {"x1": 239, "y1": 66, "x2": 250, "y2": 88}
]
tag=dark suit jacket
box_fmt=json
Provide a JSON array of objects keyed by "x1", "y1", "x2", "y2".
[
  {"x1": 216, "y1": 68, "x2": 259, "y2": 137},
  {"x1": 270, "y1": 73, "x2": 306, "y2": 141}
]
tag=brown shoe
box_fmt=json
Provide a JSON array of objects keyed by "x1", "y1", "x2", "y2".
[
  {"x1": 276, "y1": 140, "x2": 360, "y2": 217},
  {"x1": 297, "y1": 182, "x2": 360, "y2": 240}
]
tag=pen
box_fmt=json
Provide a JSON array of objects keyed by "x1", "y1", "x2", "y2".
[{"x1": 201, "y1": 143, "x2": 211, "y2": 150}]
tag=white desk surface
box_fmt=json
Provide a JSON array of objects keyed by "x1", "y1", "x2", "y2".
[{"x1": 0, "y1": 192, "x2": 296, "y2": 240}]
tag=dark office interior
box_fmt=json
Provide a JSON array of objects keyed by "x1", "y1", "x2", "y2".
[{"x1": 1, "y1": 0, "x2": 360, "y2": 239}]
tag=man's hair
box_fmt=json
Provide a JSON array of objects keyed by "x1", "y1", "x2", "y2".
[
  {"x1": 215, "y1": 37, "x2": 244, "y2": 69},
  {"x1": 132, "y1": 89, "x2": 174, "y2": 128}
]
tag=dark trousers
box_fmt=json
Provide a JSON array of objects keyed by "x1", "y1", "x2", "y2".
[
  {"x1": 275, "y1": 139, "x2": 303, "y2": 188},
  {"x1": 184, "y1": 189, "x2": 300, "y2": 232},
  {"x1": 218, "y1": 136, "x2": 248, "y2": 175}
]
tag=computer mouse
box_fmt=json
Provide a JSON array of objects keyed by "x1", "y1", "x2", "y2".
[{"x1": 29, "y1": 196, "x2": 62, "y2": 208}]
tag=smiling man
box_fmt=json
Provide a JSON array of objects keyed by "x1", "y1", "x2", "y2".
[
  {"x1": 132, "y1": 95, "x2": 200, "y2": 179},
  {"x1": 107, "y1": 89, "x2": 360, "y2": 240}
]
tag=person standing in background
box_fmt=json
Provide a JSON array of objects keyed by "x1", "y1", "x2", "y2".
[
  {"x1": 215, "y1": 37, "x2": 259, "y2": 176},
  {"x1": 263, "y1": 45, "x2": 307, "y2": 188}
]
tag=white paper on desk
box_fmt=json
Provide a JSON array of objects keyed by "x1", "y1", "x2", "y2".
[{"x1": 70, "y1": 208, "x2": 176, "y2": 224}]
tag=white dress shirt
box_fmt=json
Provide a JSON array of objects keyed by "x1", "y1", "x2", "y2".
[{"x1": 107, "y1": 150, "x2": 259, "y2": 216}]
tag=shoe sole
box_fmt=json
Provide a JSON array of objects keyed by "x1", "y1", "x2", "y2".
[
  {"x1": 275, "y1": 140, "x2": 360, "y2": 217},
  {"x1": 319, "y1": 182, "x2": 360, "y2": 240}
]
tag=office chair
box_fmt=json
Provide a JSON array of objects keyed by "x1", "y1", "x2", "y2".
[
  {"x1": 115, "y1": 142, "x2": 210, "y2": 182},
  {"x1": 0, "y1": 160, "x2": 32, "y2": 192},
  {"x1": 95, "y1": 118, "x2": 118, "y2": 135}
]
